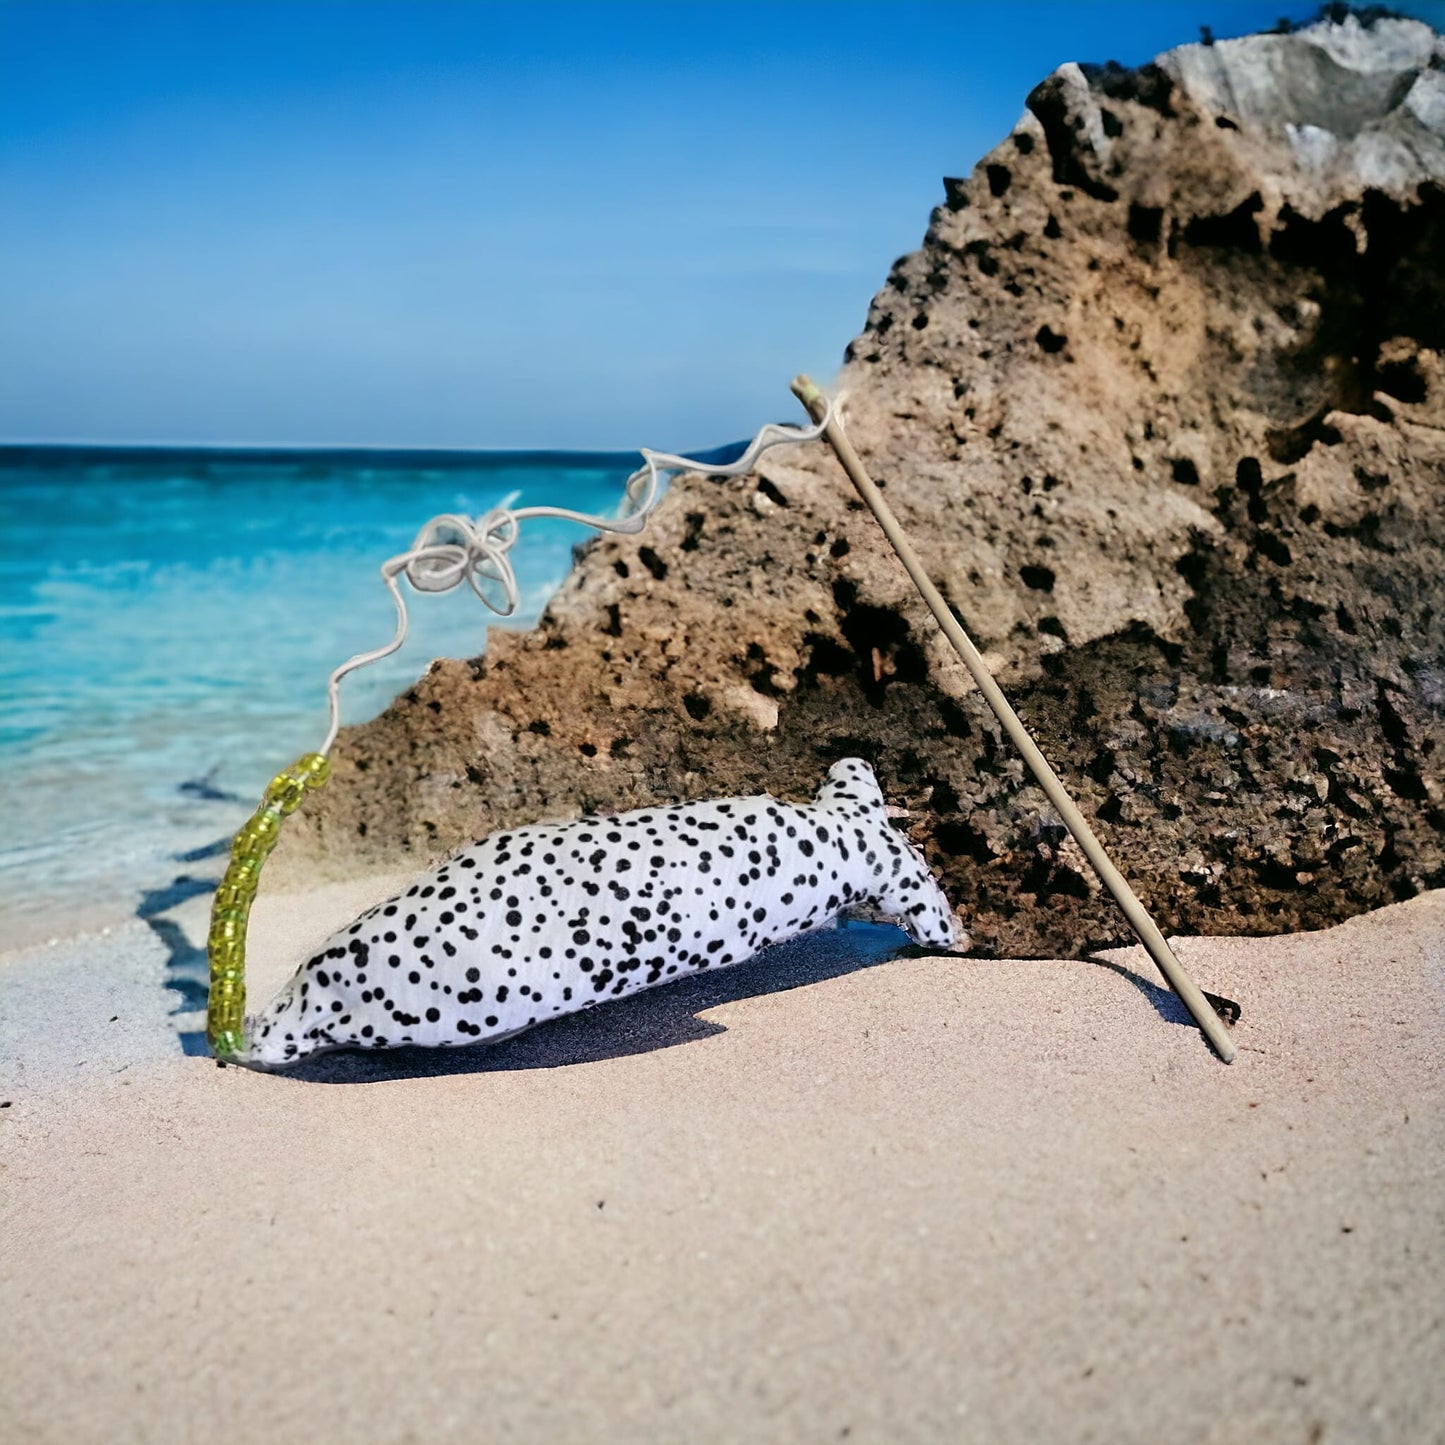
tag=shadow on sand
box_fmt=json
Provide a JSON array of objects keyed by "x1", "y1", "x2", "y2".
[
  {"x1": 1084, "y1": 953, "x2": 1242, "y2": 1030},
  {"x1": 251, "y1": 923, "x2": 923, "y2": 1084},
  {"x1": 216, "y1": 943, "x2": 1236, "y2": 1084},
  {"x1": 151, "y1": 860, "x2": 1238, "y2": 1081}
]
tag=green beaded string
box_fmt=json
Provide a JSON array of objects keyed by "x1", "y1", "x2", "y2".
[{"x1": 206, "y1": 751, "x2": 331, "y2": 1060}]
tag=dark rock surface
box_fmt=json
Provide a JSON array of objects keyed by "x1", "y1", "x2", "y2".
[{"x1": 278, "y1": 13, "x2": 1445, "y2": 957}]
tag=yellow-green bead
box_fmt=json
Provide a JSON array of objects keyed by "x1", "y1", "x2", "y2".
[
  {"x1": 229, "y1": 852, "x2": 263, "y2": 886},
  {"x1": 210, "y1": 918, "x2": 244, "y2": 948},
  {"x1": 213, "y1": 881, "x2": 252, "y2": 915},
  {"x1": 294, "y1": 752, "x2": 331, "y2": 785},
  {"x1": 209, "y1": 984, "x2": 243, "y2": 1016},
  {"x1": 210, "y1": 1028, "x2": 244, "y2": 1059},
  {"x1": 210, "y1": 975, "x2": 242, "y2": 999},
  {"x1": 234, "y1": 811, "x2": 281, "y2": 855},
  {"x1": 265, "y1": 773, "x2": 307, "y2": 814},
  {"x1": 209, "y1": 911, "x2": 246, "y2": 948},
  {"x1": 209, "y1": 948, "x2": 241, "y2": 977},
  {"x1": 221, "y1": 866, "x2": 259, "y2": 899},
  {"x1": 208, "y1": 944, "x2": 238, "y2": 967}
]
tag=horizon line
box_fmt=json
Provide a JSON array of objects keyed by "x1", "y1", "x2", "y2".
[
  {"x1": 0, "y1": 432, "x2": 764, "y2": 467},
  {"x1": 0, "y1": 437, "x2": 702, "y2": 459}
]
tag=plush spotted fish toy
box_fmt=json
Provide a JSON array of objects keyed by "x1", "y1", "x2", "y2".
[{"x1": 240, "y1": 759, "x2": 957, "y2": 1068}]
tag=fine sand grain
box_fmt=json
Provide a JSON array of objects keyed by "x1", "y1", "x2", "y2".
[{"x1": 2, "y1": 881, "x2": 1442, "y2": 1444}]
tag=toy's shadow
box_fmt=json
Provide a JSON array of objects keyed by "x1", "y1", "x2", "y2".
[
  {"x1": 275, "y1": 923, "x2": 925, "y2": 1084},
  {"x1": 213, "y1": 940, "x2": 1237, "y2": 1083}
]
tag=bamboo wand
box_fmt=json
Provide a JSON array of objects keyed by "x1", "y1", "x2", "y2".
[{"x1": 791, "y1": 374, "x2": 1236, "y2": 1064}]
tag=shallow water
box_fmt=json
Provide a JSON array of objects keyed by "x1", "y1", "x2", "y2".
[{"x1": 0, "y1": 445, "x2": 641, "y2": 941}]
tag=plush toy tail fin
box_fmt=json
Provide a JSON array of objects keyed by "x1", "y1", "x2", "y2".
[
  {"x1": 812, "y1": 757, "x2": 887, "y2": 819},
  {"x1": 814, "y1": 757, "x2": 961, "y2": 950}
]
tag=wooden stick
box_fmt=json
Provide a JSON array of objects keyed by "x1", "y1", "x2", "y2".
[{"x1": 791, "y1": 374, "x2": 1236, "y2": 1064}]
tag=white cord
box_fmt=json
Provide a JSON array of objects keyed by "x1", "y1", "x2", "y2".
[{"x1": 319, "y1": 397, "x2": 841, "y2": 755}]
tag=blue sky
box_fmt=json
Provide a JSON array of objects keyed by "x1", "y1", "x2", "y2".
[{"x1": 2, "y1": 1, "x2": 1442, "y2": 450}]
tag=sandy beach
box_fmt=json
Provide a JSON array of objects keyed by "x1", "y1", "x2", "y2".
[
  {"x1": 5, "y1": 8, "x2": 1444, "y2": 1443},
  {"x1": 3, "y1": 875, "x2": 1441, "y2": 1444}
]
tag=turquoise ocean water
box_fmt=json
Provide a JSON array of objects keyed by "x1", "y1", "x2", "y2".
[{"x1": 0, "y1": 445, "x2": 644, "y2": 944}]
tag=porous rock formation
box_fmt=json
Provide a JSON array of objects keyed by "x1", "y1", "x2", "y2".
[{"x1": 280, "y1": 12, "x2": 1445, "y2": 957}]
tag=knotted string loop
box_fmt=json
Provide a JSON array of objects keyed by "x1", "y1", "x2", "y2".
[
  {"x1": 209, "y1": 390, "x2": 843, "y2": 1059},
  {"x1": 319, "y1": 396, "x2": 841, "y2": 753}
]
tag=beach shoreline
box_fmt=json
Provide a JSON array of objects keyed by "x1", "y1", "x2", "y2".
[{"x1": 3, "y1": 881, "x2": 1441, "y2": 1443}]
